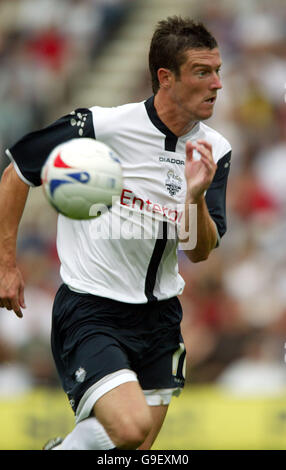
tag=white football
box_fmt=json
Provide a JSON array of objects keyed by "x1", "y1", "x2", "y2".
[{"x1": 41, "y1": 138, "x2": 123, "y2": 219}]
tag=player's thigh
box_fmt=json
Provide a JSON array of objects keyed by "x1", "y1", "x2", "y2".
[
  {"x1": 94, "y1": 381, "x2": 152, "y2": 449},
  {"x1": 137, "y1": 404, "x2": 169, "y2": 450}
]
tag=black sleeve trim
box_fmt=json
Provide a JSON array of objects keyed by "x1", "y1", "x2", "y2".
[
  {"x1": 6, "y1": 108, "x2": 95, "y2": 187},
  {"x1": 205, "y1": 150, "x2": 231, "y2": 240}
]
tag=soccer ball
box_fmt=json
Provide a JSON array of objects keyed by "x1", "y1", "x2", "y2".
[{"x1": 41, "y1": 138, "x2": 123, "y2": 219}]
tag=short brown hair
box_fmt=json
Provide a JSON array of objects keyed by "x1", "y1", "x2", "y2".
[{"x1": 149, "y1": 16, "x2": 218, "y2": 94}]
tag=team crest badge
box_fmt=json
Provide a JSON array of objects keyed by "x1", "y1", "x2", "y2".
[
  {"x1": 165, "y1": 169, "x2": 182, "y2": 196},
  {"x1": 75, "y1": 367, "x2": 87, "y2": 383}
]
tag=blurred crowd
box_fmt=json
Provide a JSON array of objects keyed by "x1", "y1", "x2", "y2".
[
  {"x1": 1, "y1": 0, "x2": 286, "y2": 397},
  {"x1": 0, "y1": 0, "x2": 133, "y2": 173}
]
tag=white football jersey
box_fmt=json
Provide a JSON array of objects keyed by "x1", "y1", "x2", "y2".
[{"x1": 6, "y1": 97, "x2": 231, "y2": 303}]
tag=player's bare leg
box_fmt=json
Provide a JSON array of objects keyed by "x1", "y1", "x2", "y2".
[
  {"x1": 94, "y1": 381, "x2": 152, "y2": 449},
  {"x1": 137, "y1": 405, "x2": 169, "y2": 450}
]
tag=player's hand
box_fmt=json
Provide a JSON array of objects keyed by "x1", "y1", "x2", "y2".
[
  {"x1": 185, "y1": 140, "x2": 217, "y2": 201},
  {"x1": 0, "y1": 265, "x2": 26, "y2": 318}
]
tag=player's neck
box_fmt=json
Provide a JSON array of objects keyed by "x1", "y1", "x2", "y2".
[{"x1": 154, "y1": 92, "x2": 198, "y2": 137}]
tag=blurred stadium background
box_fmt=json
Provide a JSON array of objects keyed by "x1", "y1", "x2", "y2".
[{"x1": 0, "y1": 0, "x2": 286, "y2": 450}]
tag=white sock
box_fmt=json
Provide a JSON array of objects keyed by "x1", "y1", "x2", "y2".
[{"x1": 54, "y1": 416, "x2": 116, "y2": 450}]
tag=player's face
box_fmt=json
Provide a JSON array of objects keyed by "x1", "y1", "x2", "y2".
[{"x1": 169, "y1": 48, "x2": 222, "y2": 122}]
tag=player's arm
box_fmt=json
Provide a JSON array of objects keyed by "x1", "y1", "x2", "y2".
[
  {"x1": 0, "y1": 107, "x2": 96, "y2": 317},
  {"x1": 0, "y1": 108, "x2": 96, "y2": 318},
  {"x1": 0, "y1": 163, "x2": 29, "y2": 318},
  {"x1": 179, "y1": 140, "x2": 218, "y2": 263}
]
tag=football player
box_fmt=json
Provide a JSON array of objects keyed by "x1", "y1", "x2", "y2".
[{"x1": 0, "y1": 16, "x2": 231, "y2": 450}]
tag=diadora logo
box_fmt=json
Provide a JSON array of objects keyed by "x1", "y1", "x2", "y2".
[
  {"x1": 159, "y1": 156, "x2": 185, "y2": 165},
  {"x1": 70, "y1": 110, "x2": 88, "y2": 136}
]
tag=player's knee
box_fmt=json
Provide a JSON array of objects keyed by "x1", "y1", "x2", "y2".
[{"x1": 115, "y1": 409, "x2": 152, "y2": 449}]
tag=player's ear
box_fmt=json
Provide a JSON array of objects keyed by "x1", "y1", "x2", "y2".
[{"x1": 157, "y1": 68, "x2": 173, "y2": 89}]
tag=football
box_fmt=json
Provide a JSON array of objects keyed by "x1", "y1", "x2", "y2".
[{"x1": 41, "y1": 138, "x2": 123, "y2": 219}]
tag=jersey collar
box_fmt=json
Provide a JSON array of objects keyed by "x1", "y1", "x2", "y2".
[
  {"x1": 144, "y1": 96, "x2": 178, "y2": 152},
  {"x1": 144, "y1": 96, "x2": 199, "y2": 152}
]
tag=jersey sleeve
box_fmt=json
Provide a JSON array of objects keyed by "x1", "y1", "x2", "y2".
[
  {"x1": 205, "y1": 150, "x2": 231, "y2": 244},
  {"x1": 5, "y1": 108, "x2": 95, "y2": 187}
]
